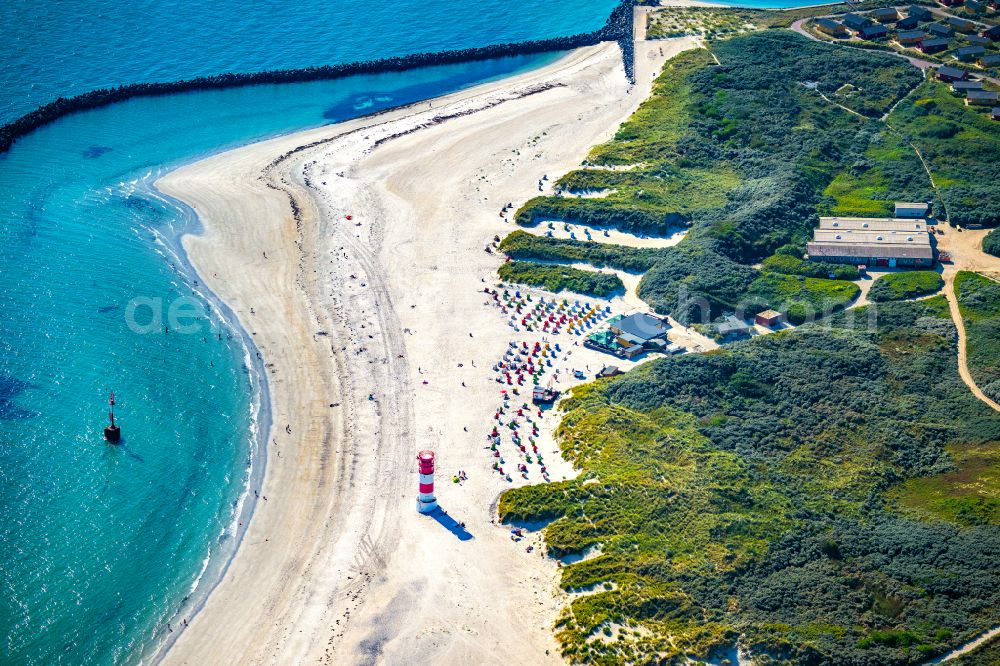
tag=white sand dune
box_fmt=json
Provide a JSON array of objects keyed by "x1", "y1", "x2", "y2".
[{"x1": 157, "y1": 35, "x2": 699, "y2": 665}]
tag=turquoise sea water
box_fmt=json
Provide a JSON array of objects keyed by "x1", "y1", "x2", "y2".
[
  {"x1": 0, "y1": 1, "x2": 815, "y2": 664},
  {"x1": 0, "y1": 38, "x2": 563, "y2": 666},
  {"x1": 0, "y1": 0, "x2": 825, "y2": 125}
]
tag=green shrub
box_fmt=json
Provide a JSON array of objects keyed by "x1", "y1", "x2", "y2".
[
  {"x1": 497, "y1": 261, "x2": 623, "y2": 297},
  {"x1": 761, "y1": 254, "x2": 859, "y2": 280},
  {"x1": 498, "y1": 230, "x2": 664, "y2": 273},
  {"x1": 868, "y1": 271, "x2": 943, "y2": 302},
  {"x1": 983, "y1": 229, "x2": 1000, "y2": 258}
]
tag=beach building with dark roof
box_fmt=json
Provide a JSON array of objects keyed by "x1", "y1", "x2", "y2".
[
  {"x1": 842, "y1": 12, "x2": 872, "y2": 30},
  {"x1": 947, "y1": 16, "x2": 976, "y2": 33},
  {"x1": 928, "y1": 22, "x2": 955, "y2": 37},
  {"x1": 965, "y1": 33, "x2": 990, "y2": 45},
  {"x1": 919, "y1": 37, "x2": 951, "y2": 53},
  {"x1": 967, "y1": 90, "x2": 1000, "y2": 105},
  {"x1": 966, "y1": 0, "x2": 986, "y2": 12},
  {"x1": 984, "y1": 25, "x2": 1000, "y2": 40},
  {"x1": 897, "y1": 30, "x2": 926, "y2": 45},
  {"x1": 938, "y1": 0, "x2": 964, "y2": 7},
  {"x1": 897, "y1": 15, "x2": 920, "y2": 30},
  {"x1": 597, "y1": 365, "x2": 622, "y2": 379},
  {"x1": 715, "y1": 315, "x2": 755, "y2": 340},
  {"x1": 807, "y1": 218, "x2": 934, "y2": 267},
  {"x1": 585, "y1": 312, "x2": 671, "y2": 359},
  {"x1": 980, "y1": 54, "x2": 1000, "y2": 67},
  {"x1": 937, "y1": 66, "x2": 970, "y2": 81},
  {"x1": 953, "y1": 78, "x2": 984, "y2": 89},
  {"x1": 874, "y1": 7, "x2": 900, "y2": 22},
  {"x1": 955, "y1": 45, "x2": 987, "y2": 60},
  {"x1": 858, "y1": 23, "x2": 889, "y2": 39},
  {"x1": 816, "y1": 18, "x2": 849, "y2": 36},
  {"x1": 908, "y1": 5, "x2": 933, "y2": 20},
  {"x1": 992, "y1": 107, "x2": 1000, "y2": 120},
  {"x1": 609, "y1": 312, "x2": 670, "y2": 343}
]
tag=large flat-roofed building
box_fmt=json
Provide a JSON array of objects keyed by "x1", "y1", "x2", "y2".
[
  {"x1": 819, "y1": 216, "x2": 927, "y2": 232},
  {"x1": 807, "y1": 217, "x2": 934, "y2": 267}
]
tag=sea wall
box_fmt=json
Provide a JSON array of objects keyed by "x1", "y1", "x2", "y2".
[{"x1": 0, "y1": 0, "x2": 639, "y2": 155}]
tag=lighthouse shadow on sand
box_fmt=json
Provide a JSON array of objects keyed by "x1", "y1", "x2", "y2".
[{"x1": 427, "y1": 507, "x2": 474, "y2": 541}]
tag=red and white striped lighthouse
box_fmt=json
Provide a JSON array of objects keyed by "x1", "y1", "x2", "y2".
[{"x1": 416, "y1": 450, "x2": 437, "y2": 514}]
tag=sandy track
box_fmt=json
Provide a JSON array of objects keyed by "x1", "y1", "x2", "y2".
[
  {"x1": 157, "y1": 37, "x2": 698, "y2": 665},
  {"x1": 936, "y1": 227, "x2": 1000, "y2": 413}
]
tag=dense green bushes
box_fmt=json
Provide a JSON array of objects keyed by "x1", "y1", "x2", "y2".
[
  {"x1": 498, "y1": 230, "x2": 665, "y2": 273},
  {"x1": 636, "y1": 242, "x2": 758, "y2": 322},
  {"x1": 956, "y1": 271, "x2": 1000, "y2": 403},
  {"x1": 982, "y1": 228, "x2": 1000, "y2": 258},
  {"x1": 514, "y1": 196, "x2": 685, "y2": 235},
  {"x1": 501, "y1": 299, "x2": 1000, "y2": 663},
  {"x1": 497, "y1": 260, "x2": 623, "y2": 297},
  {"x1": 868, "y1": 271, "x2": 944, "y2": 302}
]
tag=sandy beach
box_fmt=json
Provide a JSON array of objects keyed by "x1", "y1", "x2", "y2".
[{"x1": 157, "y1": 34, "x2": 698, "y2": 665}]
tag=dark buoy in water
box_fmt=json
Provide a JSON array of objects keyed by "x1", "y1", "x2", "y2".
[{"x1": 104, "y1": 391, "x2": 121, "y2": 443}]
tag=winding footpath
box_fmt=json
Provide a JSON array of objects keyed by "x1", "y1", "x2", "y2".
[{"x1": 942, "y1": 268, "x2": 1000, "y2": 412}]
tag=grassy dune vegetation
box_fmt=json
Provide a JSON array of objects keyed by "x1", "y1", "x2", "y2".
[
  {"x1": 495, "y1": 23, "x2": 1000, "y2": 666},
  {"x1": 956, "y1": 271, "x2": 1000, "y2": 403},
  {"x1": 888, "y1": 81, "x2": 1000, "y2": 227},
  {"x1": 745, "y1": 273, "x2": 859, "y2": 324},
  {"x1": 501, "y1": 299, "x2": 1000, "y2": 664},
  {"x1": 820, "y1": 129, "x2": 934, "y2": 218},
  {"x1": 827, "y1": 77, "x2": 1000, "y2": 226},
  {"x1": 506, "y1": 31, "x2": 922, "y2": 324},
  {"x1": 868, "y1": 271, "x2": 944, "y2": 302},
  {"x1": 497, "y1": 260, "x2": 623, "y2": 297}
]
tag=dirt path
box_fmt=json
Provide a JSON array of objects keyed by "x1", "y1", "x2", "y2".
[
  {"x1": 942, "y1": 268, "x2": 1000, "y2": 412},
  {"x1": 929, "y1": 625, "x2": 1000, "y2": 664},
  {"x1": 935, "y1": 224, "x2": 1000, "y2": 416}
]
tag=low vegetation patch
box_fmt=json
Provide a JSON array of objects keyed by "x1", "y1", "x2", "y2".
[
  {"x1": 746, "y1": 272, "x2": 860, "y2": 324},
  {"x1": 497, "y1": 260, "x2": 622, "y2": 297},
  {"x1": 868, "y1": 270, "x2": 943, "y2": 302},
  {"x1": 893, "y1": 441, "x2": 1000, "y2": 526},
  {"x1": 820, "y1": 129, "x2": 935, "y2": 218},
  {"x1": 501, "y1": 299, "x2": 1000, "y2": 664},
  {"x1": 956, "y1": 271, "x2": 1000, "y2": 403},
  {"x1": 761, "y1": 253, "x2": 859, "y2": 280}
]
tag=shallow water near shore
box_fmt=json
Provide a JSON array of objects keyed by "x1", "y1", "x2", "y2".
[{"x1": 0, "y1": 52, "x2": 562, "y2": 666}]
